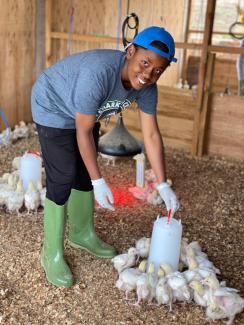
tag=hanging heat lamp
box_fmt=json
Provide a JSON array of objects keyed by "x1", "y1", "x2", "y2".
[{"x1": 98, "y1": 13, "x2": 142, "y2": 157}]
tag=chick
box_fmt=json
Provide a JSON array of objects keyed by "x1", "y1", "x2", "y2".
[
  {"x1": 147, "y1": 263, "x2": 158, "y2": 303},
  {"x1": 24, "y1": 181, "x2": 41, "y2": 214},
  {"x1": 12, "y1": 121, "x2": 29, "y2": 141},
  {"x1": 167, "y1": 271, "x2": 192, "y2": 303},
  {"x1": 206, "y1": 302, "x2": 228, "y2": 323},
  {"x1": 115, "y1": 260, "x2": 147, "y2": 300},
  {"x1": 6, "y1": 180, "x2": 25, "y2": 215},
  {"x1": 156, "y1": 276, "x2": 173, "y2": 311},
  {"x1": 186, "y1": 249, "x2": 220, "y2": 274},
  {"x1": 135, "y1": 273, "x2": 151, "y2": 306},
  {"x1": 183, "y1": 269, "x2": 202, "y2": 283},
  {"x1": 180, "y1": 237, "x2": 189, "y2": 265},
  {"x1": 0, "y1": 173, "x2": 10, "y2": 184},
  {"x1": 135, "y1": 237, "x2": 150, "y2": 262},
  {"x1": 111, "y1": 247, "x2": 137, "y2": 274},
  {"x1": 187, "y1": 240, "x2": 203, "y2": 255},
  {"x1": 203, "y1": 274, "x2": 244, "y2": 325},
  {"x1": 159, "y1": 263, "x2": 173, "y2": 276},
  {"x1": 189, "y1": 280, "x2": 210, "y2": 307},
  {"x1": 0, "y1": 183, "x2": 12, "y2": 206},
  {"x1": 135, "y1": 262, "x2": 157, "y2": 306},
  {"x1": 157, "y1": 266, "x2": 165, "y2": 279},
  {"x1": 7, "y1": 174, "x2": 16, "y2": 189},
  {"x1": 115, "y1": 268, "x2": 141, "y2": 300},
  {"x1": 12, "y1": 156, "x2": 21, "y2": 171},
  {"x1": 37, "y1": 181, "x2": 46, "y2": 208}
]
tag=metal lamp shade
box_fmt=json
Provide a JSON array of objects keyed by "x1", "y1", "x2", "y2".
[{"x1": 98, "y1": 115, "x2": 142, "y2": 157}]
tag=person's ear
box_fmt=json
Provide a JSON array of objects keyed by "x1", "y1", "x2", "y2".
[{"x1": 126, "y1": 44, "x2": 137, "y2": 59}]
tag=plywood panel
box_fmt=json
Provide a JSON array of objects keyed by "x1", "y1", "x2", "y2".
[
  {"x1": 206, "y1": 94, "x2": 244, "y2": 160},
  {"x1": 157, "y1": 86, "x2": 196, "y2": 119},
  {"x1": 127, "y1": 0, "x2": 184, "y2": 87},
  {"x1": 0, "y1": 0, "x2": 36, "y2": 130},
  {"x1": 50, "y1": 0, "x2": 106, "y2": 64}
]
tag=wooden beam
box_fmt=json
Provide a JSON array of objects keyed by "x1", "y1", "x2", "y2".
[
  {"x1": 48, "y1": 32, "x2": 244, "y2": 54},
  {"x1": 35, "y1": 0, "x2": 45, "y2": 76},
  {"x1": 51, "y1": 32, "x2": 122, "y2": 45},
  {"x1": 182, "y1": 0, "x2": 192, "y2": 81},
  {"x1": 197, "y1": 53, "x2": 215, "y2": 156},
  {"x1": 192, "y1": 0, "x2": 216, "y2": 155},
  {"x1": 45, "y1": 0, "x2": 52, "y2": 68},
  {"x1": 189, "y1": 28, "x2": 244, "y2": 37},
  {"x1": 208, "y1": 45, "x2": 244, "y2": 54}
]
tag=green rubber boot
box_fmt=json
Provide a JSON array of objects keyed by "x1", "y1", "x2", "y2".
[
  {"x1": 67, "y1": 189, "x2": 116, "y2": 258},
  {"x1": 41, "y1": 198, "x2": 73, "y2": 288}
]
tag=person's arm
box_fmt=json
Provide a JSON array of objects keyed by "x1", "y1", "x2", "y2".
[
  {"x1": 139, "y1": 110, "x2": 180, "y2": 215},
  {"x1": 139, "y1": 111, "x2": 166, "y2": 183},
  {"x1": 75, "y1": 112, "x2": 114, "y2": 210},
  {"x1": 75, "y1": 112, "x2": 101, "y2": 180}
]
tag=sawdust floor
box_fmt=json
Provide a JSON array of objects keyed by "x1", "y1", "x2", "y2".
[{"x1": 0, "y1": 134, "x2": 243, "y2": 325}]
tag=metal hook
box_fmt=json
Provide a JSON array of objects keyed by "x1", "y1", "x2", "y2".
[
  {"x1": 229, "y1": 21, "x2": 244, "y2": 40},
  {"x1": 122, "y1": 13, "x2": 139, "y2": 48}
]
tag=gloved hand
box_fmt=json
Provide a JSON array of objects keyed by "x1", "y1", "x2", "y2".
[
  {"x1": 156, "y1": 181, "x2": 180, "y2": 215},
  {"x1": 91, "y1": 178, "x2": 115, "y2": 211}
]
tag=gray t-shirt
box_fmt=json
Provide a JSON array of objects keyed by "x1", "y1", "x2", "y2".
[{"x1": 31, "y1": 49, "x2": 157, "y2": 129}]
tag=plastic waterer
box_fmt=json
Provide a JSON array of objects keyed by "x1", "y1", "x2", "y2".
[
  {"x1": 148, "y1": 216, "x2": 182, "y2": 272},
  {"x1": 20, "y1": 151, "x2": 42, "y2": 192}
]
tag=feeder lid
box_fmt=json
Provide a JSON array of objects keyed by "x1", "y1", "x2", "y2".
[{"x1": 98, "y1": 115, "x2": 142, "y2": 157}]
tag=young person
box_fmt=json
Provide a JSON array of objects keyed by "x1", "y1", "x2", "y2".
[{"x1": 31, "y1": 26, "x2": 180, "y2": 288}]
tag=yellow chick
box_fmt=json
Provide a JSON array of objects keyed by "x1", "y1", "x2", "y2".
[
  {"x1": 189, "y1": 280, "x2": 209, "y2": 307},
  {"x1": 159, "y1": 263, "x2": 173, "y2": 275}
]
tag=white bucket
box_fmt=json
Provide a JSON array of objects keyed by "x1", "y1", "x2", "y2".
[
  {"x1": 148, "y1": 216, "x2": 182, "y2": 272},
  {"x1": 20, "y1": 151, "x2": 42, "y2": 192}
]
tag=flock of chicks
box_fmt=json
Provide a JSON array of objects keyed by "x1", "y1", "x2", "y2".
[
  {"x1": 0, "y1": 121, "x2": 46, "y2": 215},
  {"x1": 0, "y1": 156, "x2": 46, "y2": 215},
  {"x1": 112, "y1": 237, "x2": 244, "y2": 325},
  {"x1": 0, "y1": 120, "x2": 35, "y2": 147}
]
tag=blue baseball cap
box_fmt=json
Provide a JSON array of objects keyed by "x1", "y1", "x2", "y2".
[{"x1": 131, "y1": 26, "x2": 177, "y2": 63}]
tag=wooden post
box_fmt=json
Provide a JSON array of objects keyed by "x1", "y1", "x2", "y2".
[
  {"x1": 45, "y1": 0, "x2": 52, "y2": 68},
  {"x1": 182, "y1": 0, "x2": 192, "y2": 82},
  {"x1": 192, "y1": 0, "x2": 216, "y2": 155},
  {"x1": 197, "y1": 52, "x2": 216, "y2": 156},
  {"x1": 36, "y1": 0, "x2": 45, "y2": 76}
]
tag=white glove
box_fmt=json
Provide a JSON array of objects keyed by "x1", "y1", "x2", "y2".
[
  {"x1": 91, "y1": 178, "x2": 115, "y2": 211},
  {"x1": 156, "y1": 182, "x2": 180, "y2": 215}
]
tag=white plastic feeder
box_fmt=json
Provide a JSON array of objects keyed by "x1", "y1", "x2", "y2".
[
  {"x1": 20, "y1": 151, "x2": 42, "y2": 192},
  {"x1": 148, "y1": 215, "x2": 182, "y2": 272}
]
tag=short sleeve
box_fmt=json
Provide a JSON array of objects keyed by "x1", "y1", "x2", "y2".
[{"x1": 136, "y1": 84, "x2": 158, "y2": 115}]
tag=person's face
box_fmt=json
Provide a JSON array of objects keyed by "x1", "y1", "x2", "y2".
[{"x1": 122, "y1": 45, "x2": 170, "y2": 90}]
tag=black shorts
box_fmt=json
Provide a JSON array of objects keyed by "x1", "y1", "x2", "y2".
[{"x1": 36, "y1": 122, "x2": 100, "y2": 205}]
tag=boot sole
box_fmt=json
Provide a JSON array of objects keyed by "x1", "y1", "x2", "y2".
[{"x1": 68, "y1": 240, "x2": 116, "y2": 258}]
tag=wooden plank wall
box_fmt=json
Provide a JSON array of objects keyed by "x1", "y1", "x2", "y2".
[
  {"x1": 0, "y1": 0, "x2": 36, "y2": 130},
  {"x1": 205, "y1": 95, "x2": 244, "y2": 160},
  {"x1": 100, "y1": 86, "x2": 196, "y2": 153},
  {"x1": 51, "y1": 0, "x2": 106, "y2": 64},
  {"x1": 49, "y1": 0, "x2": 185, "y2": 86}
]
